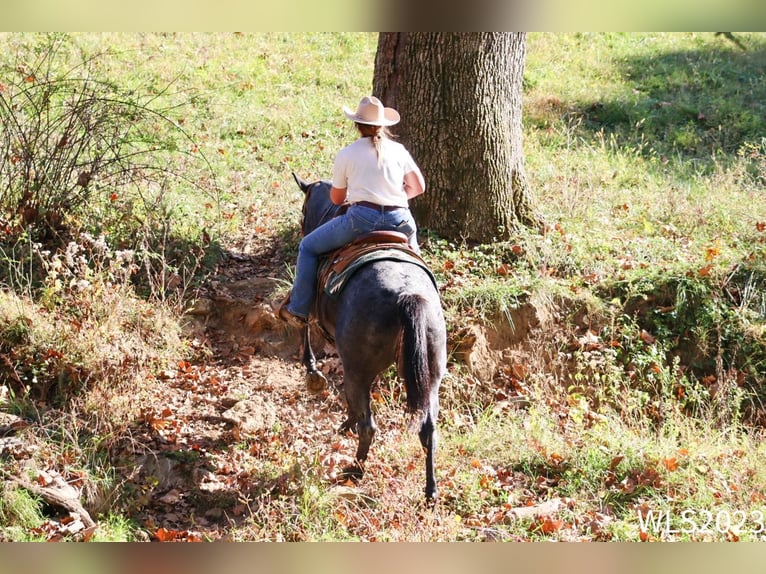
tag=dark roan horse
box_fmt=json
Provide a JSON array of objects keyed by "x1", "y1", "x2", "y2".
[{"x1": 292, "y1": 173, "x2": 447, "y2": 501}]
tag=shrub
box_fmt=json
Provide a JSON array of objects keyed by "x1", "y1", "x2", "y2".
[
  {"x1": 0, "y1": 233, "x2": 185, "y2": 413},
  {"x1": 0, "y1": 33, "x2": 218, "y2": 304}
]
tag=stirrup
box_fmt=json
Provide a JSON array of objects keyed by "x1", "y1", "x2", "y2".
[{"x1": 271, "y1": 298, "x2": 307, "y2": 328}]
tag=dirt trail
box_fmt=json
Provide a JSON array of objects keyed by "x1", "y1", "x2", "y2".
[
  {"x1": 119, "y1": 248, "x2": 353, "y2": 540},
  {"x1": 122, "y1": 226, "x2": 562, "y2": 538}
]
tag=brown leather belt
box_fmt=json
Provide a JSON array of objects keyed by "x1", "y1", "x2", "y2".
[{"x1": 354, "y1": 201, "x2": 405, "y2": 212}]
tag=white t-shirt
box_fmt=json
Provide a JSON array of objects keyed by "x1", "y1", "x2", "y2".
[{"x1": 332, "y1": 137, "x2": 424, "y2": 207}]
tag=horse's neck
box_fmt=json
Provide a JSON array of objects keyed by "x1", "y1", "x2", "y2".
[{"x1": 311, "y1": 201, "x2": 343, "y2": 232}]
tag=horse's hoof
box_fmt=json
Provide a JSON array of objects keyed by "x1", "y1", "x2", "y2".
[
  {"x1": 340, "y1": 463, "x2": 364, "y2": 482},
  {"x1": 305, "y1": 370, "x2": 327, "y2": 393}
]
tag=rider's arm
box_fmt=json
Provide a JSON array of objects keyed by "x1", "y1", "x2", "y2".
[
  {"x1": 330, "y1": 186, "x2": 348, "y2": 205},
  {"x1": 403, "y1": 169, "x2": 425, "y2": 200}
]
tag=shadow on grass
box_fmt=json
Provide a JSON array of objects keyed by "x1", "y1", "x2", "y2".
[{"x1": 531, "y1": 33, "x2": 766, "y2": 167}]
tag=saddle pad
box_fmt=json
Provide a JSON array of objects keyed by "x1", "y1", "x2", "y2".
[{"x1": 320, "y1": 247, "x2": 438, "y2": 299}]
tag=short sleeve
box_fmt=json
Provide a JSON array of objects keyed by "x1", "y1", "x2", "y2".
[
  {"x1": 400, "y1": 148, "x2": 418, "y2": 173},
  {"x1": 332, "y1": 148, "x2": 349, "y2": 189},
  {"x1": 401, "y1": 148, "x2": 425, "y2": 190}
]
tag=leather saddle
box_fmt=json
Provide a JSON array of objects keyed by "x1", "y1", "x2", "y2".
[{"x1": 316, "y1": 230, "x2": 435, "y2": 301}]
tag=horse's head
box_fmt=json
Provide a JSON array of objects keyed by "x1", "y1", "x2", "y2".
[{"x1": 293, "y1": 172, "x2": 341, "y2": 236}]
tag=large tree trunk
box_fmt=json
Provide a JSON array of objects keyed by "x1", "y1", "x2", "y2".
[{"x1": 374, "y1": 33, "x2": 539, "y2": 243}]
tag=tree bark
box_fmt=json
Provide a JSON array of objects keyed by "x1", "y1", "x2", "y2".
[{"x1": 374, "y1": 33, "x2": 540, "y2": 243}]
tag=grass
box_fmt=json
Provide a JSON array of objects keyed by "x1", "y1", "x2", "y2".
[
  {"x1": 219, "y1": 391, "x2": 766, "y2": 542},
  {"x1": 64, "y1": 32, "x2": 377, "y2": 232},
  {"x1": 1, "y1": 32, "x2": 766, "y2": 541}
]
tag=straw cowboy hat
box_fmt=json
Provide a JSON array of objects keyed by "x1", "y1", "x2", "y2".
[{"x1": 343, "y1": 96, "x2": 400, "y2": 126}]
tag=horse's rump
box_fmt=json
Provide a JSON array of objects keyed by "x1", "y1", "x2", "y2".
[{"x1": 314, "y1": 239, "x2": 437, "y2": 344}]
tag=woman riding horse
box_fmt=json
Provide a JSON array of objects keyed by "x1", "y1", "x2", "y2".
[{"x1": 273, "y1": 97, "x2": 446, "y2": 501}]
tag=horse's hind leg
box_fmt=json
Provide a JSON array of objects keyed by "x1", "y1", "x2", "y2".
[
  {"x1": 419, "y1": 410, "x2": 438, "y2": 501},
  {"x1": 419, "y1": 374, "x2": 441, "y2": 501}
]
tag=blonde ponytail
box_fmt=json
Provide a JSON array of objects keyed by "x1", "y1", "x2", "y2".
[{"x1": 356, "y1": 123, "x2": 393, "y2": 168}]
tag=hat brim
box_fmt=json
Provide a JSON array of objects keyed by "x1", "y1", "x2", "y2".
[{"x1": 343, "y1": 106, "x2": 400, "y2": 127}]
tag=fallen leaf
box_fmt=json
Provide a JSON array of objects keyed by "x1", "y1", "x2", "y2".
[
  {"x1": 705, "y1": 243, "x2": 721, "y2": 261},
  {"x1": 155, "y1": 527, "x2": 177, "y2": 542},
  {"x1": 539, "y1": 517, "x2": 564, "y2": 534},
  {"x1": 549, "y1": 452, "x2": 565, "y2": 465},
  {"x1": 154, "y1": 528, "x2": 203, "y2": 542}
]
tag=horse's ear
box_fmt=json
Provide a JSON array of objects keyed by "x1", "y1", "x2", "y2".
[{"x1": 292, "y1": 172, "x2": 311, "y2": 194}]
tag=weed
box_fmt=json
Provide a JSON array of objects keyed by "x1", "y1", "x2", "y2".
[
  {"x1": 0, "y1": 484, "x2": 45, "y2": 540},
  {"x1": 0, "y1": 33, "x2": 220, "y2": 307},
  {"x1": 89, "y1": 514, "x2": 141, "y2": 542}
]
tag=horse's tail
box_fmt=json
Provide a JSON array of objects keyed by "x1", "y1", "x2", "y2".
[{"x1": 397, "y1": 293, "x2": 432, "y2": 414}]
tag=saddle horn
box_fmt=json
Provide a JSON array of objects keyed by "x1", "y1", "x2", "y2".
[{"x1": 292, "y1": 172, "x2": 312, "y2": 194}]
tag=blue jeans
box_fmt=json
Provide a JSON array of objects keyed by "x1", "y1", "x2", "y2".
[{"x1": 287, "y1": 205, "x2": 419, "y2": 318}]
